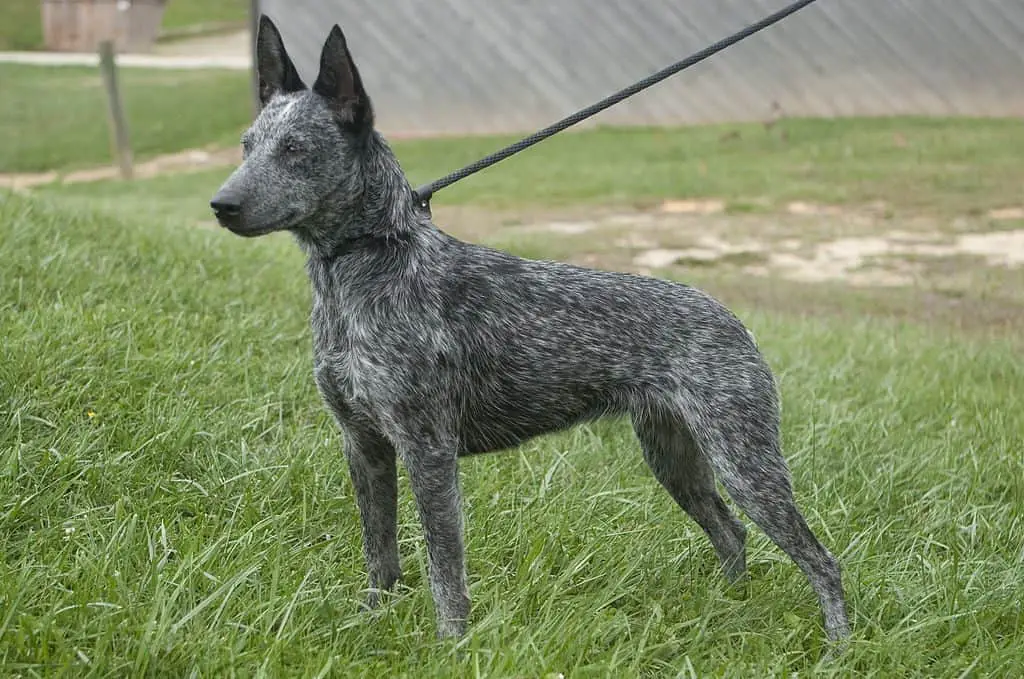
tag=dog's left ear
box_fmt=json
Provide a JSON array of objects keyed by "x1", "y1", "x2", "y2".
[{"x1": 312, "y1": 25, "x2": 373, "y2": 130}]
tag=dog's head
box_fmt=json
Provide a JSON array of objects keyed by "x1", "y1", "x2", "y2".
[{"x1": 210, "y1": 16, "x2": 374, "y2": 238}]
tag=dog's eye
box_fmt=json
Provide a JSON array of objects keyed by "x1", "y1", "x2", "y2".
[{"x1": 283, "y1": 141, "x2": 301, "y2": 155}]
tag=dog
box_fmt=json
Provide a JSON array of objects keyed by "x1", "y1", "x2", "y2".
[{"x1": 210, "y1": 16, "x2": 851, "y2": 644}]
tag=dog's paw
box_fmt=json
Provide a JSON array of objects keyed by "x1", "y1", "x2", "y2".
[
  {"x1": 436, "y1": 617, "x2": 468, "y2": 639},
  {"x1": 361, "y1": 589, "x2": 382, "y2": 612},
  {"x1": 722, "y1": 572, "x2": 751, "y2": 600},
  {"x1": 820, "y1": 636, "x2": 851, "y2": 664}
]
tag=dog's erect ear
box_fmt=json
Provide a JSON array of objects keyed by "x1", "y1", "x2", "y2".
[
  {"x1": 256, "y1": 15, "x2": 306, "y2": 106},
  {"x1": 312, "y1": 25, "x2": 373, "y2": 130}
]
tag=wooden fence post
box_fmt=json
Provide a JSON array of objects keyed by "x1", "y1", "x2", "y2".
[{"x1": 97, "y1": 40, "x2": 133, "y2": 180}]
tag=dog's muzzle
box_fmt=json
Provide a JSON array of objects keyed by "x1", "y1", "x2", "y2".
[{"x1": 210, "y1": 190, "x2": 243, "y2": 230}]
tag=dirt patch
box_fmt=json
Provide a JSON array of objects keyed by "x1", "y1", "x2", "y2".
[
  {"x1": 541, "y1": 220, "x2": 595, "y2": 235},
  {"x1": 632, "y1": 235, "x2": 765, "y2": 270},
  {"x1": 634, "y1": 229, "x2": 1024, "y2": 286},
  {"x1": 495, "y1": 206, "x2": 1024, "y2": 289},
  {"x1": 659, "y1": 199, "x2": 725, "y2": 215},
  {"x1": 988, "y1": 207, "x2": 1024, "y2": 221},
  {"x1": 429, "y1": 200, "x2": 1024, "y2": 292},
  {"x1": 0, "y1": 147, "x2": 241, "y2": 191},
  {"x1": 0, "y1": 170, "x2": 60, "y2": 191},
  {"x1": 958, "y1": 231, "x2": 1024, "y2": 266},
  {"x1": 770, "y1": 230, "x2": 1024, "y2": 285},
  {"x1": 785, "y1": 201, "x2": 845, "y2": 216},
  {"x1": 152, "y1": 30, "x2": 250, "y2": 59}
]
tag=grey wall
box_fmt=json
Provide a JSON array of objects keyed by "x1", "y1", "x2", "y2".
[{"x1": 258, "y1": 0, "x2": 1024, "y2": 136}]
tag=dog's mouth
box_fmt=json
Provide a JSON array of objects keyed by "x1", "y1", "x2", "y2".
[{"x1": 218, "y1": 212, "x2": 299, "y2": 238}]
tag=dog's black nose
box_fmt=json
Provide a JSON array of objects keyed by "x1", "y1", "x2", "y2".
[
  {"x1": 210, "y1": 197, "x2": 241, "y2": 218},
  {"x1": 210, "y1": 190, "x2": 244, "y2": 229}
]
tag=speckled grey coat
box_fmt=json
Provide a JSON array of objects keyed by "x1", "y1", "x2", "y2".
[{"x1": 210, "y1": 16, "x2": 850, "y2": 645}]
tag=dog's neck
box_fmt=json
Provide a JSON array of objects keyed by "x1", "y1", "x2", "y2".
[
  {"x1": 297, "y1": 131, "x2": 442, "y2": 299},
  {"x1": 293, "y1": 132, "x2": 423, "y2": 259}
]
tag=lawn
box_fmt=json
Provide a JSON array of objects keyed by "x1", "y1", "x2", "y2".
[
  {"x1": 0, "y1": 65, "x2": 251, "y2": 173},
  {"x1": 0, "y1": 0, "x2": 41, "y2": 51},
  {"x1": 390, "y1": 116, "x2": 1024, "y2": 216},
  {"x1": 2, "y1": 113, "x2": 1023, "y2": 675},
  {"x1": 0, "y1": 0, "x2": 247, "y2": 51},
  {"x1": 161, "y1": 0, "x2": 248, "y2": 33},
  {"x1": 3, "y1": 60, "x2": 1024, "y2": 673}
]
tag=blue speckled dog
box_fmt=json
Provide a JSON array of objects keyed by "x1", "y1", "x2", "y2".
[{"x1": 210, "y1": 16, "x2": 851, "y2": 645}]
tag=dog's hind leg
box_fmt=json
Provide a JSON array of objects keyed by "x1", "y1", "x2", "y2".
[
  {"x1": 632, "y1": 410, "x2": 748, "y2": 584},
  {"x1": 680, "y1": 394, "x2": 851, "y2": 642}
]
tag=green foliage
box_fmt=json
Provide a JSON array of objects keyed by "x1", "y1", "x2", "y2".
[{"x1": 161, "y1": 0, "x2": 248, "y2": 31}]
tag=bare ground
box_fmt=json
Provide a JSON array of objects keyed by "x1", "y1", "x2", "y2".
[
  {"x1": 434, "y1": 199, "x2": 1024, "y2": 286},
  {"x1": 153, "y1": 30, "x2": 250, "y2": 59},
  {"x1": 0, "y1": 147, "x2": 243, "y2": 191}
]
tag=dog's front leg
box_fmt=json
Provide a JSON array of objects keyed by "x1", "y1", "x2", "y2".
[
  {"x1": 400, "y1": 438, "x2": 469, "y2": 638},
  {"x1": 342, "y1": 425, "x2": 402, "y2": 610}
]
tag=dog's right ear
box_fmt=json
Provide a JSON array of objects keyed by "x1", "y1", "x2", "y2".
[{"x1": 256, "y1": 15, "x2": 306, "y2": 106}]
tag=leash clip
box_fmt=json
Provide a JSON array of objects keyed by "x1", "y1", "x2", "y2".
[{"x1": 412, "y1": 186, "x2": 432, "y2": 217}]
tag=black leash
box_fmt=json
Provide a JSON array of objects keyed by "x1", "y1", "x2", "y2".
[{"x1": 412, "y1": 0, "x2": 820, "y2": 211}]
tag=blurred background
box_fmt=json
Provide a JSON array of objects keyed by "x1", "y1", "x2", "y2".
[
  {"x1": 2, "y1": 0, "x2": 1023, "y2": 304},
  {"x1": 1, "y1": 2, "x2": 1023, "y2": 675},
  {"x1": 6, "y1": 0, "x2": 1024, "y2": 133}
]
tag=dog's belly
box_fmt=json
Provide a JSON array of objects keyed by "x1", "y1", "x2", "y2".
[
  {"x1": 458, "y1": 416, "x2": 571, "y2": 456},
  {"x1": 455, "y1": 389, "x2": 610, "y2": 456}
]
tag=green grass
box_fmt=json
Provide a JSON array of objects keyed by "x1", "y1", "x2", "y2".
[
  {"x1": 2, "y1": 172, "x2": 1023, "y2": 676},
  {"x1": 161, "y1": 0, "x2": 248, "y2": 31},
  {"x1": 4, "y1": 93, "x2": 1024, "y2": 673},
  {"x1": 389, "y1": 117, "x2": 1024, "y2": 215},
  {"x1": 0, "y1": 0, "x2": 246, "y2": 51},
  {"x1": 0, "y1": 0, "x2": 41, "y2": 51},
  {"x1": 0, "y1": 65, "x2": 251, "y2": 173}
]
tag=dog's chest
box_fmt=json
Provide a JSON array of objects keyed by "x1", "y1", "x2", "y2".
[
  {"x1": 308, "y1": 293, "x2": 444, "y2": 419},
  {"x1": 310, "y1": 304, "x2": 385, "y2": 407}
]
